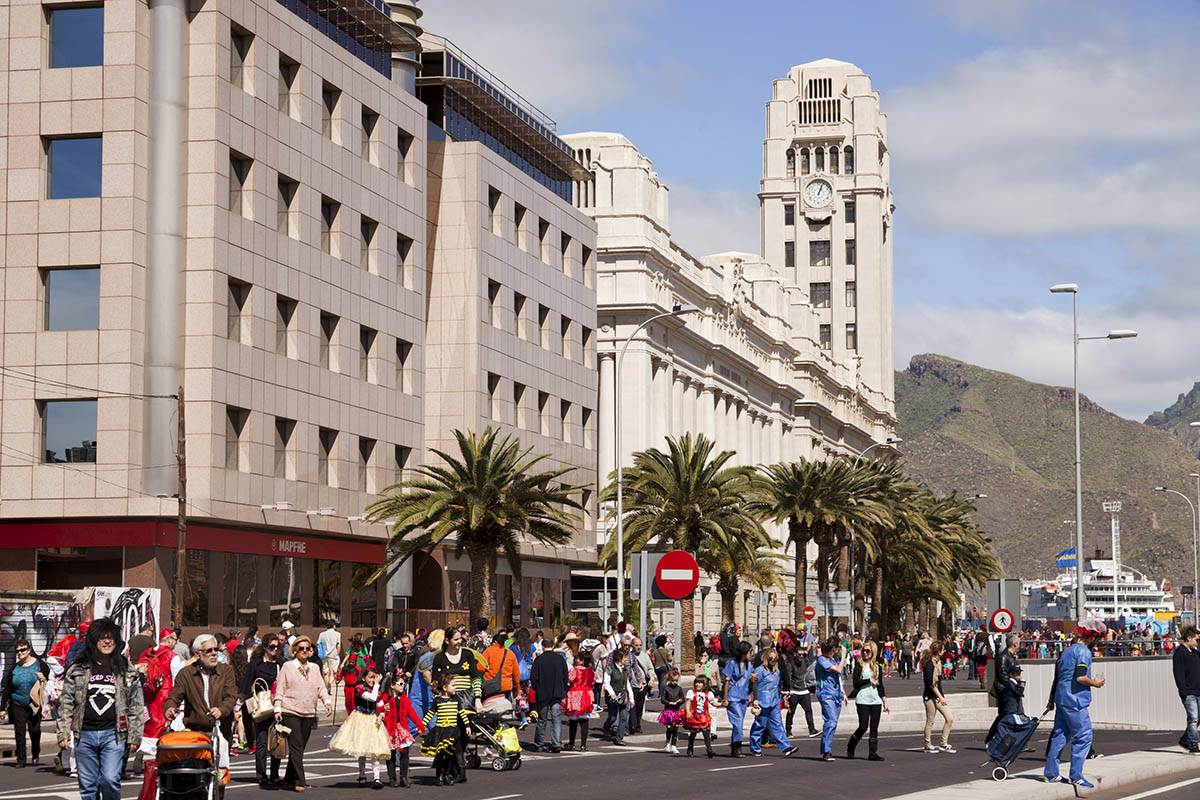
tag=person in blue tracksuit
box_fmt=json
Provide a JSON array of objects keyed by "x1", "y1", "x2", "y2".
[
  {"x1": 721, "y1": 641, "x2": 753, "y2": 758},
  {"x1": 815, "y1": 636, "x2": 846, "y2": 762},
  {"x1": 1043, "y1": 620, "x2": 1107, "y2": 788},
  {"x1": 748, "y1": 649, "x2": 798, "y2": 757}
]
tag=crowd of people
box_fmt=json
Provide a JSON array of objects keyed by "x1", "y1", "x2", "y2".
[{"x1": 3, "y1": 613, "x2": 1198, "y2": 797}]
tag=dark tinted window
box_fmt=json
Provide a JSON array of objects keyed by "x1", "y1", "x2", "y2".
[
  {"x1": 48, "y1": 137, "x2": 102, "y2": 198},
  {"x1": 44, "y1": 267, "x2": 101, "y2": 330},
  {"x1": 42, "y1": 399, "x2": 98, "y2": 463},
  {"x1": 49, "y1": 6, "x2": 104, "y2": 68}
]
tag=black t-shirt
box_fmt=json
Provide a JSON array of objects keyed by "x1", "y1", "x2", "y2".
[{"x1": 82, "y1": 663, "x2": 118, "y2": 730}]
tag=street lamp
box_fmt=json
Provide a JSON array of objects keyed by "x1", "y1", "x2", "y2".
[
  {"x1": 1155, "y1": 486, "x2": 1200, "y2": 616},
  {"x1": 1050, "y1": 283, "x2": 1137, "y2": 618},
  {"x1": 614, "y1": 303, "x2": 701, "y2": 623},
  {"x1": 854, "y1": 437, "x2": 902, "y2": 463}
]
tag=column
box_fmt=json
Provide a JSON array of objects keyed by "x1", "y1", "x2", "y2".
[
  {"x1": 651, "y1": 358, "x2": 670, "y2": 449},
  {"x1": 701, "y1": 385, "x2": 717, "y2": 442},
  {"x1": 621, "y1": 348, "x2": 653, "y2": 463},
  {"x1": 598, "y1": 352, "x2": 615, "y2": 486},
  {"x1": 671, "y1": 370, "x2": 685, "y2": 439}
]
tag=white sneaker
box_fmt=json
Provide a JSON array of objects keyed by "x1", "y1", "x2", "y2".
[
  {"x1": 671, "y1": 745, "x2": 680, "y2": 754},
  {"x1": 664, "y1": 744, "x2": 673, "y2": 753},
  {"x1": 923, "y1": 745, "x2": 940, "y2": 754},
  {"x1": 939, "y1": 744, "x2": 956, "y2": 754}
]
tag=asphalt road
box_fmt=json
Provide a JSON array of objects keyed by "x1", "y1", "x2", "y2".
[
  {"x1": 1087, "y1": 767, "x2": 1200, "y2": 800},
  {"x1": 0, "y1": 723, "x2": 1190, "y2": 800}
]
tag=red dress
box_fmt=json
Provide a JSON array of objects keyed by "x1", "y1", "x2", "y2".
[
  {"x1": 683, "y1": 690, "x2": 715, "y2": 730},
  {"x1": 565, "y1": 666, "x2": 595, "y2": 719},
  {"x1": 137, "y1": 645, "x2": 175, "y2": 738},
  {"x1": 379, "y1": 691, "x2": 425, "y2": 750}
]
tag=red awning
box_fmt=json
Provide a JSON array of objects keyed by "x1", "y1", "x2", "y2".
[{"x1": 0, "y1": 520, "x2": 386, "y2": 564}]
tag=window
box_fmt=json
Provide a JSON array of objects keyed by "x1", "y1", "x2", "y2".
[
  {"x1": 581, "y1": 488, "x2": 593, "y2": 531},
  {"x1": 815, "y1": 147, "x2": 825, "y2": 172},
  {"x1": 396, "y1": 339, "x2": 413, "y2": 393},
  {"x1": 810, "y1": 282, "x2": 831, "y2": 308},
  {"x1": 810, "y1": 241, "x2": 831, "y2": 267},
  {"x1": 513, "y1": 203, "x2": 527, "y2": 250},
  {"x1": 560, "y1": 316, "x2": 573, "y2": 360},
  {"x1": 319, "y1": 312, "x2": 339, "y2": 370},
  {"x1": 819, "y1": 324, "x2": 831, "y2": 350},
  {"x1": 278, "y1": 53, "x2": 299, "y2": 118},
  {"x1": 397, "y1": 127, "x2": 414, "y2": 184},
  {"x1": 487, "y1": 187, "x2": 501, "y2": 236},
  {"x1": 361, "y1": 106, "x2": 378, "y2": 163},
  {"x1": 273, "y1": 417, "x2": 295, "y2": 479},
  {"x1": 513, "y1": 292, "x2": 527, "y2": 339},
  {"x1": 225, "y1": 406, "x2": 249, "y2": 472},
  {"x1": 275, "y1": 295, "x2": 297, "y2": 357},
  {"x1": 560, "y1": 399, "x2": 573, "y2": 444},
  {"x1": 227, "y1": 279, "x2": 250, "y2": 342},
  {"x1": 582, "y1": 245, "x2": 594, "y2": 288},
  {"x1": 43, "y1": 267, "x2": 100, "y2": 330},
  {"x1": 49, "y1": 6, "x2": 104, "y2": 68},
  {"x1": 560, "y1": 232, "x2": 573, "y2": 276},
  {"x1": 845, "y1": 323, "x2": 858, "y2": 351},
  {"x1": 844, "y1": 145, "x2": 854, "y2": 174},
  {"x1": 784, "y1": 241, "x2": 795, "y2": 269},
  {"x1": 321, "y1": 82, "x2": 341, "y2": 143},
  {"x1": 784, "y1": 203, "x2": 795, "y2": 226},
  {"x1": 229, "y1": 152, "x2": 252, "y2": 219},
  {"x1": 845, "y1": 239, "x2": 857, "y2": 265},
  {"x1": 844, "y1": 201, "x2": 856, "y2": 224},
  {"x1": 320, "y1": 196, "x2": 340, "y2": 257},
  {"x1": 538, "y1": 305, "x2": 551, "y2": 349},
  {"x1": 276, "y1": 174, "x2": 298, "y2": 238},
  {"x1": 829, "y1": 146, "x2": 839, "y2": 174},
  {"x1": 394, "y1": 445, "x2": 412, "y2": 482},
  {"x1": 513, "y1": 382, "x2": 527, "y2": 429},
  {"x1": 538, "y1": 391, "x2": 551, "y2": 436},
  {"x1": 785, "y1": 148, "x2": 795, "y2": 178},
  {"x1": 397, "y1": 234, "x2": 414, "y2": 289},
  {"x1": 230, "y1": 24, "x2": 253, "y2": 93},
  {"x1": 582, "y1": 326, "x2": 594, "y2": 368},
  {"x1": 46, "y1": 136, "x2": 102, "y2": 198},
  {"x1": 487, "y1": 373, "x2": 501, "y2": 419},
  {"x1": 359, "y1": 326, "x2": 376, "y2": 383},
  {"x1": 318, "y1": 427, "x2": 337, "y2": 487},
  {"x1": 800, "y1": 147, "x2": 810, "y2": 175},
  {"x1": 487, "y1": 280, "x2": 501, "y2": 327},
  {"x1": 358, "y1": 437, "x2": 375, "y2": 492},
  {"x1": 41, "y1": 400, "x2": 97, "y2": 463},
  {"x1": 582, "y1": 407, "x2": 594, "y2": 449},
  {"x1": 538, "y1": 218, "x2": 550, "y2": 263},
  {"x1": 360, "y1": 216, "x2": 377, "y2": 273},
  {"x1": 845, "y1": 281, "x2": 857, "y2": 308}
]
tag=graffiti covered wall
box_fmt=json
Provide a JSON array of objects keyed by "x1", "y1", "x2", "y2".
[
  {"x1": 93, "y1": 586, "x2": 161, "y2": 645},
  {"x1": 0, "y1": 597, "x2": 80, "y2": 676}
]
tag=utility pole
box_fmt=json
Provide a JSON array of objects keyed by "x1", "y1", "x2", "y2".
[{"x1": 174, "y1": 386, "x2": 188, "y2": 623}]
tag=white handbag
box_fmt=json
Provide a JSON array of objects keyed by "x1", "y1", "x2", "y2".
[{"x1": 245, "y1": 679, "x2": 275, "y2": 722}]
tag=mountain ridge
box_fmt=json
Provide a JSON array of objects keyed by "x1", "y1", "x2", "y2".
[{"x1": 1145, "y1": 381, "x2": 1200, "y2": 459}]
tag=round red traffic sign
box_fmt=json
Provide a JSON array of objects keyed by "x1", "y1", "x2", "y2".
[
  {"x1": 990, "y1": 608, "x2": 1014, "y2": 633},
  {"x1": 654, "y1": 550, "x2": 700, "y2": 600},
  {"x1": 802, "y1": 605, "x2": 817, "y2": 621}
]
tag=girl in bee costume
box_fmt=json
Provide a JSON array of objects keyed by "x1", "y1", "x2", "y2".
[{"x1": 422, "y1": 674, "x2": 473, "y2": 785}]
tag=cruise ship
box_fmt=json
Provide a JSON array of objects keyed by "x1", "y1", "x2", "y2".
[{"x1": 1023, "y1": 556, "x2": 1176, "y2": 620}]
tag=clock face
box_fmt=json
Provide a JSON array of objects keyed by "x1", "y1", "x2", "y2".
[{"x1": 804, "y1": 179, "x2": 833, "y2": 207}]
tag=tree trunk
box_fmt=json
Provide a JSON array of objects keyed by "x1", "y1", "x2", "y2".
[
  {"x1": 719, "y1": 583, "x2": 737, "y2": 625},
  {"x1": 852, "y1": 545, "x2": 867, "y2": 634},
  {"x1": 467, "y1": 547, "x2": 494, "y2": 625},
  {"x1": 835, "y1": 540, "x2": 850, "y2": 632},
  {"x1": 791, "y1": 518, "x2": 808, "y2": 626},
  {"x1": 816, "y1": 547, "x2": 829, "y2": 638},
  {"x1": 871, "y1": 564, "x2": 885, "y2": 631}
]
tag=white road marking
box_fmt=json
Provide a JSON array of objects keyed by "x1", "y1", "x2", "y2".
[
  {"x1": 476, "y1": 795, "x2": 523, "y2": 800},
  {"x1": 1115, "y1": 776, "x2": 1200, "y2": 800},
  {"x1": 709, "y1": 762, "x2": 772, "y2": 772}
]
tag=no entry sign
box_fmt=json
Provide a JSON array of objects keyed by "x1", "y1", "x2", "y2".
[
  {"x1": 802, "y1": 605, "x2": 816, "y2": 621},
  {"x1": 654, "y1": 549, "x2": 700, "y2": 600}
]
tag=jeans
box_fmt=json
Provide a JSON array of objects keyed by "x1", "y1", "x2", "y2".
[
  {"x1": 10, "y1": 703, "x2": 41, "y2": 764},
  {"x1": 254, "y1": 720, "x2": 281, "y2": 781},
  {"x1": 630, "y1": 686, "x2": 647, "y2": 732},
  {"x1": 1044, "y1": 705, "x2": 1092, "y2": 783},
  {"x1": 1183, "y1": 695, "x2": 1200, "y2": 748},
  {"x1": 848, "y1": 703, "x2": 882, "y2": 757},
  {"x1": 534, "y1": 701, "x2": 562, "y2": 749},
  {"x1": 605, "y1": 702, "x2": 629, "y2": 743},
  {"x1": 923, "y1": 699, "x2": 954, "y2": 747},
  {"x1": 818, "y1": 693, "x2": 841, "y2": 754},
  {"x1": 786, "y1": 692, "x2": 816, "y2": 734},
  {"x1": 748, "y1": 704, "x2": 791, "y2": 753},
  {"x1": 76, "y1": 728, "x2": 124, "y2": 800},
  {"x1": 726, "y1": 698, "x2": 748, "y2": 744},
  {"x1": 282, "y1": 714, "x2": 317, "y2": 787}
]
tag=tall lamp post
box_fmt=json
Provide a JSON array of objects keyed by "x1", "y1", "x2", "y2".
[
  {"x1": 613, "y1": 304, "x2": 700, "y2": 623},
  {"x1": 1049, "y1": 283, "x2": 1137, "y2": 617},
  {"x1": 1154, "y1": 486, "x2": 1199, "y2": 616}
]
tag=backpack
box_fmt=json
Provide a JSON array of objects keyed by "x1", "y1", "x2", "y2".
[{"x1": 974, "y1": 638, "x2": 989, "y2": 658}]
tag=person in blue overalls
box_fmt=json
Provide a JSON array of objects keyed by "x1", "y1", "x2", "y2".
[
  {"x1": 815, "y1": 636, "x2": 846, "y2": 762},
  {"x1": 721, "y1": 641, "x2": 753, "y2": 758},
  {"x1": 748, "y1": 648, "x2": 798, "y2": 757},
  {"x1": 1043, "y1": 620, "x2": 1107, "y2": 789}
]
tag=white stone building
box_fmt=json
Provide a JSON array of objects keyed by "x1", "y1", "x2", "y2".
[{"x1": 563, "y1": 58, "x2": 895, "y2": 632}]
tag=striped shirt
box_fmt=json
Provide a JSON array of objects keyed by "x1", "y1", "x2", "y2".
[
  {"x1": 422, "y1": 696, "x2": 472, "y2": 729},
  {"x1": 430, "y1": 651, "x2": 481, "y2": 700}
]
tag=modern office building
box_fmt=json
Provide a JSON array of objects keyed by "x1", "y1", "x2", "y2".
[
  {"x1": 563, "y1": 58, "x2": 896, "y2": 629},
  {"x1": 0, "y1": 0, "x2": 598, "y2": 633}
]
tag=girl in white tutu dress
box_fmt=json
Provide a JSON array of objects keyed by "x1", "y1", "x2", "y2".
[{"x1": 329, "y1": 666, "x2": 391, "y2": 787}]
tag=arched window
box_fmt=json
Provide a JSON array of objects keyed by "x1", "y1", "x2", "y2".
[
  {"x1": 815, "y1": 147, "x2": 825, "y2": 172},
  {"x1": 829, "y1": 146, "x2": 839, "y2": 174},
  {"x1": 844, "y1": 145, "x2": 854, "y2": 174},
  {"x1": 785, "y1": 148, "x2": 795, "y2": 178},
  {"x1": 800, "y1": 148, "x2": 811, "y2": 175}
]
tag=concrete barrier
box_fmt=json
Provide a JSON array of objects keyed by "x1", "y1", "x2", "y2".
[{"x1": 1020, "y1": 656, "x2": 1183, "y2": 730}]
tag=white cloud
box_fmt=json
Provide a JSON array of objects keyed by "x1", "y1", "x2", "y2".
[
  {"x1": 888, "y1": 41, "x2": 1200, "y2": 234},
  {"x1": 418, "y1": 1, "x2": 655, "y2": 119},
  {"x1": 664, "y1": 185, "x2": 760, "y2": 258}
]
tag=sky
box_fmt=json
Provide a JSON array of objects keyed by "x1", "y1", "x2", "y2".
[{"x1": 421, "y1": 0, "x2": 1200, "y2": 420}]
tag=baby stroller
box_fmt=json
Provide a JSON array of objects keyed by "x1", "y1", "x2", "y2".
[
  {"x1": 984, "y1": 712, "x2": 1046, "y2": 781},
  {"x1": 156, "y1": 728, "x2": 224, "y2": 799},
  {"x1": 465, "y1": 711, "x2": 523, "y2": 771}
]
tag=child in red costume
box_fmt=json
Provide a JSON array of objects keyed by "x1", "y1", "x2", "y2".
[
  {"x1": 136, "y1": 631, "x2": 177, "y2": 800},
  {"x1": 378, "y1": 675, "x2": 425, "y2": 787}
]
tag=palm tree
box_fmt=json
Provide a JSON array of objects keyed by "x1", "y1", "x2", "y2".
[
  {"x1": 599, "y1": 433, "x2": 764, "y2": 664},
  {"x1": 699, "y1": 525, "x2": 784, "y2": 623},
  {"x1": 365, "y1": 427, "x2": 581, "y2": 623}
]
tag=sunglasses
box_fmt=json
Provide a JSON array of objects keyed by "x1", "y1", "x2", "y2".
[
  {"x1": 200, "y1": 647, "x2": 220, "y2": 654},
  {"x1": 296, "y1": 646, "x2": 312, "y2": 652},
  {"x1": 266, "y1": 644, "x2": 280, "y2": 650},
  {"x1": 15, "y1": 647, "x2": 30, "y2": 653}
]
